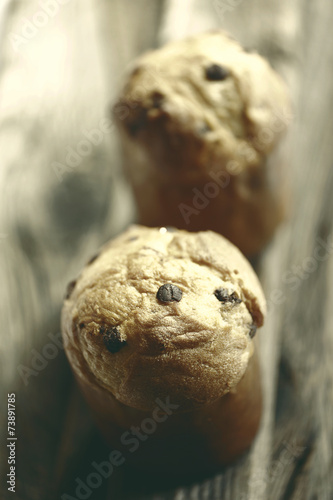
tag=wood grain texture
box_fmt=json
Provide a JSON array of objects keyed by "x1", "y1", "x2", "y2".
[{"x1": 1, "y1": 0, "x2": 333, "y2": 498}]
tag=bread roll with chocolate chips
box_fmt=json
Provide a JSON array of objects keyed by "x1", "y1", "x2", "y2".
[
  {"x1": 113, "y1": 31, "x2": 291, "y2": 256},
  {"x1": 62, "y1": 226, "x2": 266, "y2": 477}
]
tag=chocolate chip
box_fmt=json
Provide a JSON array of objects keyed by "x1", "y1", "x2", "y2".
[
  {"x1": 214, "y1": 288, "x2": 242, "y2": 304},
  {"x1": 100, "y1": 326, "x2": 127, "y2": 353},
  {"x1": 79, "y1": 322, "x2": 85, "y2": 329},
  {"x1": 87, "y1": 252, "x2": 100, "y2": 265},
  {"x1": 249, "y1": 323, "x2": 257, "y2": 339},
  {"x1": 131, "y1": 66, "x2": 142, "y2": 78},
  {"x1": 157, "y1": 284, "x2": 183, "y2": 303},
  {"x1": 198, "y1": 123, "x2": 212, "y2": 135},
  {"x1": 65, "y1": 280, "x2": 76, "y2": 299},
  {"x1": 205, "y1": 64, "x2": 229, "y2": 81},
  {"x1": 243, "y1": 46, "x2": 253, "y2": 53},
  {"x1": 151, "y1": 91, "x2": 164, "y2": 108},
  {"x1": 127, "y1": 109, "x2": 147, "y2": 136}
]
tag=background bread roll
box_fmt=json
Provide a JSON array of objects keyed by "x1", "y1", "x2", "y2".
[{"x1": 113, "y1": 32, "x2": 291, "y2": 256}]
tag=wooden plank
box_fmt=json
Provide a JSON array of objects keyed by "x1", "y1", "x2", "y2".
[
  {"x1": 148, "y1": 0, "x2": 333, "y2": 499},
  {"x1": 0, "y1": 0, "x2": 164, "y2": 499},
  {"x1": 1, "y1": 0, "x2": 333, "y2": 498}
]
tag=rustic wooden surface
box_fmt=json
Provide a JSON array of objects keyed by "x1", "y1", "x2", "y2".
[{"x1": 1, "y1": 0, "x2": 333, "y2": 499}]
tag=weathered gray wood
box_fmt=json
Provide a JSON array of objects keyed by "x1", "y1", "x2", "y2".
[
  {"x1": 1, "y1": 0, "x2": 333, "y2": 498},
  {"x1": 0, "y1": 0, "x2": 159, "y2": 498}
]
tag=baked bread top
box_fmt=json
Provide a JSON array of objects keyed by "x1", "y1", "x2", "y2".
[
  {"x1": 113, "y1": 31, "x2": 290, "y2": 182},
  {"x1": 62, "y1": 226, "x2": 266, "y2": 411}
]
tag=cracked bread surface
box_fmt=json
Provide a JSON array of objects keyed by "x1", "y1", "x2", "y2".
[
  {"x1": 62, "y1": 226, "x2": 266, "y2": 412},
  {"x1": 115, "y1": 32, "x2": 289, "y2": 160}
]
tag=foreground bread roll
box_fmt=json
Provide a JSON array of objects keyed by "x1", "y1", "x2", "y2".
[
  {"x1": 113, "y1": 31, "x2": 291, "y2": 256},
  {"x1": 62, "y1": 226, "x2": 266, "y2": 476}
]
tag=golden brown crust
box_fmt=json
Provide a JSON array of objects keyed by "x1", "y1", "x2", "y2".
[
  {"x1": 72, "y1": 345, "x2": 262, "y2": 474},
  {"x1": 113, "y1": 31, "x2": 291, "y2": 255},
  {"x1": 62, "y1": 226, "x2": 266, "y2": 412}
]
